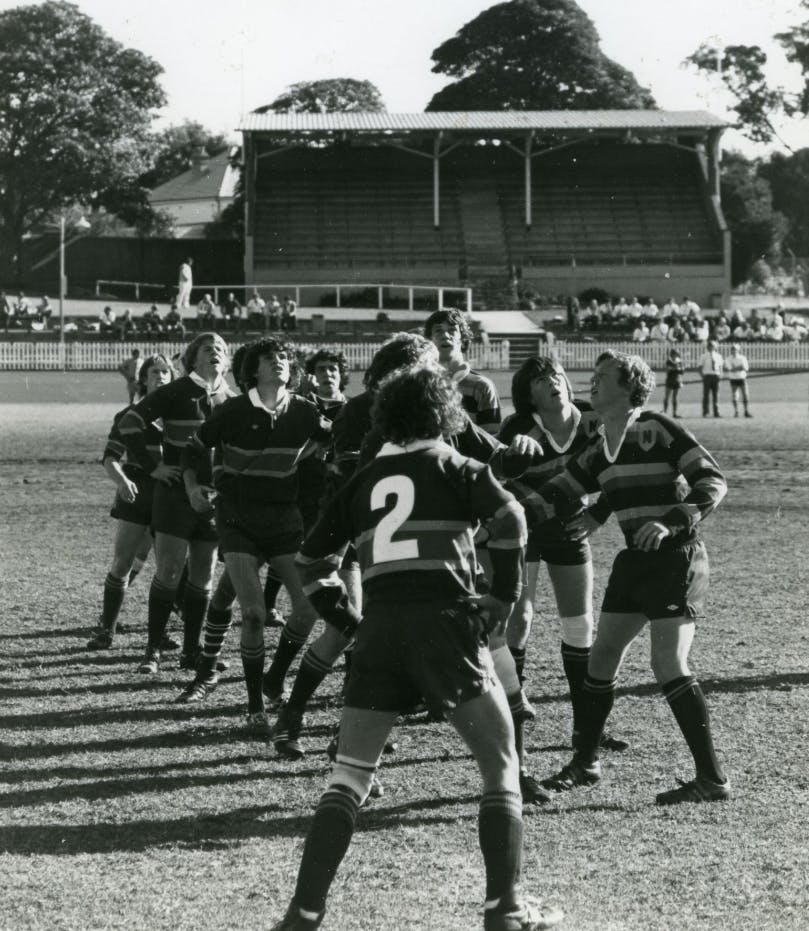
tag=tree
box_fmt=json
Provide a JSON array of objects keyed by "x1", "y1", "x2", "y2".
[
  {"x1": 0, "y1": 1, "x2": 166, "y2": 279},
  {"x1": 254, "y1": 78, "x2": 386, "y2": 114},
  {"x1": 758, "y1": 148, "x2": 809, "y2": 257},
  {"x1": 427, "y1": 0, "x2": 655, "y2": 111}
]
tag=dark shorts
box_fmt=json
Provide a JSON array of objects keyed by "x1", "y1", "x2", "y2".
[
  {"x1": 151, "y1": 481, "x2": 218, "y2": 543},
  {"x1": 344, "y1": 598, "x2": 497, "y2": 715},
  {"x1": 216, "y1": 497, "x2": 303, "y2": 561},
  {"x1": 601, "y1": 541, "x2": 710, "y2": 620},
  {"x1": 526, "y1": 534, "x2": 591, "y2": 566},
  {"x1": 109, "y1": 471, "x2": 155, "y2": 526}
]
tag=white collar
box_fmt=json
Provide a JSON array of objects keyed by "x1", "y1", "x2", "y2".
[
  {"x1": 449, "y1": 361, "x2": 471, "y2": 383},
  {"x1": 597, "y1": 408, "x2": 643, "y2": 463},
  {"x1": 189, "y1": 371, "x2": 225, "y2": 394},
  {"x1": 248, "y1": 386, "x2": 289, "y2": 415},
  {"x1": 531, "y1": 406, "x2": 581, "y2": 454},
  {"x1": 377, "y1": 438, "x2": 450, "y2": 457}
]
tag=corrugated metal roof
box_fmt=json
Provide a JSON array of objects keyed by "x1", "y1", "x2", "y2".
[
  {"x1": 239, "y1": 110, "x2": 726, "y2": 133},
  {"x1": 150, "y1": 151, "x2": 236, "y2": 203}
]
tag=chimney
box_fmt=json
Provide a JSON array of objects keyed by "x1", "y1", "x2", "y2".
[{"x1": 191, "y1": 145, "x2": 210, "y2": 175}]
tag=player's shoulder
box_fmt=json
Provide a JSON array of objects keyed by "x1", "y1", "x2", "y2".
[
  {"x1": 498, "y1": 412, "x2": 532, "y2": 439},
  {"x1": 112, "y1": 405, "x2": 132, "y2": 425}
]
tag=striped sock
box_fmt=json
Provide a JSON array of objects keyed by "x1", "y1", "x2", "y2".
[
  {"x1": 479, "y1": 790, "x2": 523, "y2": 904},
  {"x1": 197, "y1": 605, "x2": 233, "y2": 679},
  {"x1": 561, "y1": 642, "x2": 591, "y2": 732},
  {"x1": 663, "y1": 676, "x2": 725, "y2": 783},
  {"x1": 576, "y1": 675, "x2": 617, "y2": 764},
  {"x1": 240, "y1": 642, "x2": 266, "y2": 714},
  {"x1": 147, "y1": 578, "x2": 176, "y2": 650},
  {"x1": 101, "y1": 573, "x2": 127, "y2": 634},
  {"x1": 288, "y1": 647, "x2": 337, "y2": 711},
  {"x1": 509, "y1": 646, "x2": 527, "y2": 685},
  {"x1": 182, "y1": 583, "x2": 210, "y2": 657},
  {"x1": 264, "y1": 625, "x2": 310, "y2": 693},
  {"x1": 508, "y1": 692, "x2": 526, "y2": 768}
]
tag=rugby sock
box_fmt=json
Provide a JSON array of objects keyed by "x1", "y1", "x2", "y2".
[
  {"x1": 147, "y1": 578, "x2": 176, "y2": 650},
  {"x1": 288, "y1": 647, "x2": 338, "y2": 711},
  {"x1": 575, "y1": 675, "x2": 617, "y2": 765},
  {"x1": 241, "y1": 642, "x2": 266, "y2": 714},
  {"x1": 479, "y1": 790, "x2": 523, "y2": 905},
  {"x1": 263, "y1": 572, "x2": 282, "y2": 612},
  {"x1": 101, "y1": 573, "x2": 127, "y2": 633},
  {"x1": 173, "y1": 563, "x2": 189, "y2": 615},
  {"x1": 197, "y1": 605, "x2": 233, "y2": 679},
  {"x1": 508, "y1": 693, "x2": 526, "y2": 768},
  {"x1": 663, "y1": 676, "x2": 725, "y2": 784},
  {"x1": 509, "y1": 645, "x2": 527, "y2": 686},
  {"x1": 294, "y1": 786, "x2": 361, "y2": 914},
  {"x1": 128, "y1": 557, "x2": 146, "y2": 586},
  {"x1": 264, "y1": 625, "x2": 309, "y2": 692},
  {"x1": 561, "y1": 643, "x2": 591, "y2": 732},
  {"x1": 182, "y1": 583, "x2": 210, "y2": 657}
]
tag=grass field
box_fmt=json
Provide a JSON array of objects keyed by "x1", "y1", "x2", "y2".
[{"x1": 2, "y1": 371, "x2": 809, "y2": 931}]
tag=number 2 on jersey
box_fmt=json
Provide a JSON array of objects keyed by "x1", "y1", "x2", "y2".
[{"x1": 370, "y1": 475, "x2": 419, "y2": 563}]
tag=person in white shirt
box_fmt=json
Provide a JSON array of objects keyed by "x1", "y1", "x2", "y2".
[
  {"x1": 177, "y1": 258, "x2": 193, "y2": 310},
  {"x1": 246, "y1": 289, "x2": 267, "y2": 329},
  {"x1": 693, "y1": 320, "x2": 710, "y2": 342},
  {"x1": 767, "y1": 313, "x2": 784, "y2": 342},
  {"x1": 662, "y1": 298, "x2": 680, "y2": 322},
  {"x1": 649, "y1": 319, "x2": 669, "y2": 341},
  {"x1": 713, "y1": 316, "x2": 731, "y2": 342},
  {"x1": 632, "y1": 320, "x2": 649, "y2": 342},
  {"x1": 644, "y1": 299, "x2": 659, "y2": 321},
  {"x1": 628, "y1": 297, "x2": 644, "y2": 320},
  {"x1": 725, "y1": 343, "x2": 752, "y2": 417},
  {"x1": 700, "y1": 339, "x2": 723, "y2": 417}
]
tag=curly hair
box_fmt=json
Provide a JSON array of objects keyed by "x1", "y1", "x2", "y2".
[
  {"x1": 595, "y1": 350, "x2": 656, "y2": 406},
  {"x1": 305, "y1": 347, "x2": 349, "y2": 390},
  {"x1": 182, "y1": 332, "x2": 230, "y2": 374},
  {"x1": 511, "y1": 356, "x2": 573, "y2": 417},
  {"x1": 423, "y1": 308, "x2": 472, "y2": 352},
  {"x1": 137, "y1": 353, "x2": 175, "y2": 398},
  {"x1": 230, "y1": 340, "x2": 258, "y2": 394},
  {"x1": 372, "y1": 364, "x2": 466, "y2": 445},
  {"x1": 240, "y1": 337, "x2": 301, "y2": 391},
  {"x1": 363, "y1": 332, "x2": 438, "y2": 392}
]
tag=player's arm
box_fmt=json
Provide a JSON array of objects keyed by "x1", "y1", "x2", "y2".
[
  {"x1": 661, "y1": 421, "x2": 728, "y2": 534},
  {"x1": 181, "y1": 405, "x2": 225, "y2": 511},
  {"x1": 475, "y1": 382, "x2": 501, "y2": 435},
  {"x1": 519, "y1": 446, "x2": 602, "y2": 538},
  {"x1": 119, "y1": 386, "x2": 179, "y2": 483},
  {"x1": 331, "y1": 400, "x2": 364, "y2": 485}
]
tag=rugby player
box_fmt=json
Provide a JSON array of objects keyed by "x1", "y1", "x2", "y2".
[
  {"x1": 530, "y1": 351, "x2": 729, "y2": 805},
  {"x1": 270, "y1": 365, "x2": 563, "y2": 931},
  {"x1": 425, "y1": 308, "x2": 501, "y2": 433},
  {"x1": 119, "y1": 332, "x2": 235, "y2": 675},
  {"x1": 86, "y1": 354, "x2": 175, "y2": 650},
  {"x1": 181, "y1": 338, "x2": 331, "y2": 737}
]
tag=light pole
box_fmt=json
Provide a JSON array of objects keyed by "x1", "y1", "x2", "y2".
[{"x1": 58, "y1": 213, "x2": 91, "y2": 356}]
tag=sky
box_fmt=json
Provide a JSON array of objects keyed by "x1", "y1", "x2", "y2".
[{"x1": 4, "y1": 0, "x2": 809, "y2": 153}]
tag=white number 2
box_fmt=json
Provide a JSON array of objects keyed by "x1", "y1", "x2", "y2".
[{"x1": 370, "y1": 475, "x2": 420, "y2": 563}]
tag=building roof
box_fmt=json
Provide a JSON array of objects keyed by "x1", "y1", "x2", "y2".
[
  {"x1": 239, "y1": 110, "x2": 727, "y2": 134},
  {"x1": 150, "y1": 151, "x2": 240, "y2": 204}
]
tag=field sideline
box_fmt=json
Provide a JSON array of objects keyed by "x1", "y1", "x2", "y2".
[{"x1": 1, "y1": 372, "x2": 808, "y2": 931}]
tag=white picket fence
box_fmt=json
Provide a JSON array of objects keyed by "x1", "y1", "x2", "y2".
[
  {"x1": 555, "y1": 340, "x2": 809, "y2": 370},
  {"x1": 0, "y1": 339, "x2": 510, "y2": 372}
]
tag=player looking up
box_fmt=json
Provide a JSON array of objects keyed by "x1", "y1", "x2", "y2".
[{"x1": 269, "y1": 364, "x2": 563, "y2": 931}]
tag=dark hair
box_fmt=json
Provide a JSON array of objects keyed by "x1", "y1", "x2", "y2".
[
  {"x1": 594, "y1": 350, "x2": 655, "y2": 406},
  {"x1": 363, "y1": 332, "x2": 437, "y2": 392},
  {"x1": 511, "y1": 356, "x2": 572, "y2": 417},
  {"x1": 231, "y1": 340, "x2": 257, "y2": 394},
  {"x1": 372, "y1": 365, "x2": 466, "y2": 445},
  {"x1": 137, "y1": 353, "x2": 174, "y2": 398},
  {"x1": 182, "y1": 332, "x2": 229, "y2": 374},
  {"x1": 423, "y1": 308, "x2": 472, "y2": 352},
  {"x1": 240, "y1": 337, "x2": 301, "y2": 391},
  {"x1": 305, "y1": 347, "x2": 349, "y2": 389}
]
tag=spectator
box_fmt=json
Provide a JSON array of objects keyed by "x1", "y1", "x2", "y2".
[
  {"x1": 196, "y1": 293, "x2": 217, "y2": 331},
  {"x1": 713, "y1": 315, "x2": 731, "y2": 341},
  {"x1": 246, "y1": 288, "x2": 266, "y2": 329},
  {"x1": 0, "y1": 291, "x2": 11, "y2": 331},
  {"x1": 36, "y1": 296, "x2": 53, "y2": 327},
  {"x1": 13, "y1": 292, "x2": 32, "y2": 330},
  {"x1": 267, "y1": 294, "x2": 281, "y2": 331},
  {"x1": 663, "y1": 347, "x2": 685, "y2": 418},
  {"x1": 700, "y1": 338, "x2": 723, "y2": 417},
  {"x1": 117, "y1": 308, "x2": 136, "y2": 340},
  {"x1": 141, "y1": 304, "x2": 162, "y2": 337},
  {"x1": 731, "y1": 319, "x2": 752, "y2": 341},
  {"x1": 725, "y1": 343, "x2": 752, "y2": 418},
  {"x1": 583, "y1": 299, "x2": 601, "y2": 329},
  {"x1": 177, "y1": 257, "x2": 193, "y2": 310},
  {"x1": 643, "y1": 298, "x2": 659, "y2": 322},
  {"x1": 693, "y1": 319, "x2": 710, "y2": 342},
  {"x1": 220, "y1": 291, "x2": 243, "y2": 332},
  {"x1": 632, "y1": 320, "x2": 649, "y2": 342},
  {"x1": 767, "y1": 312, "x2": 785, "y2": 342},
  {"x1": 668, "y1": 319, "x2": 687, "y2": 342},
  {"x1": 99, "y1": 305, "x2": 116, "y2": 336},
  {"x1": 117, "y1": 348, "x2": 142, "y2": 404},
  {"x1": 163, "y1": 304, "x2": 186, "y2": 340},
  {"x1": 729, "y1": 308, "x2": 746, "y2": 330},
  {"x1": 681, "y1": 296, "x2": 701, "y2": 318},
  {"x1": 613, "y1": 297, "x2": 629, "y2": 324},
  {"x1": 662, "y1": 297, "x2": 680, "y2": 322},
  {"x1": 649, "y1": 318, "x2": 669, "y2": 341},
  {"x1": 281, "y1": 294, "x2": 297, "y2": 332},
  {"x1": 628, "y1": 297, "x2": 644, "y2": 320}
]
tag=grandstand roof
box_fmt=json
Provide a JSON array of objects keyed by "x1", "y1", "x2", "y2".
[{"x1": 240, "y1": 110, "x2": 726, "y2": 134}]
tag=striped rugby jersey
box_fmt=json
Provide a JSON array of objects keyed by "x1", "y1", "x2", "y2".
[
  {"x1": 183, "y1": 390, "x2": 332, "y2": 506},
  {"x1": 524, "y1": 410, "x2": 727, "y2": 547},
  {"x1": 451, "y1": 364, "x2": 501, "y2": 432},
  {"x1": 103, "y1": 405, "x2": 162, "y2": 471},
  {"x1": 119, "y1": 376, "x2": 235, "y2": 482},
  {"x1": 297, "y1": 440, "x2": 526, "y2": 628},
  {"x1": 331, "y1": 390, "x2": 373, "y2": 486}
]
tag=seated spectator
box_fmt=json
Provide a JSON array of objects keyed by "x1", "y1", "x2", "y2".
[
  {"x1": 748, "y1": 308, "x2": 763, "y2": 332},
  {"x1": 668, "y1": 319, "x2": 687, "y2": 342},
  {"x1": 99, "y1": 305, "x2": 116, "y2": 335},
  {"x1": 583, "y1": 299, "x2": 601, "y2": 329},
  {"x1": 613, "y1": 297, "x2": 630, "y2": 324},
  {"x1": 196, "y1": 293, "x2": 217, "y2": 330},
  {"x1": 281, "y1": 294, "x2": 297, "y2": 331},
  {"x1": 141, "y1": 304, "x2": 162, "y2": 336},
  {"x1": 632, "y1": 320, "x2": 649, "y2": 342},
  {"x1": 267, "y1": 294, "x2": 281, "y2": 331},
  {"x1": 662, "y1": 297, "x2": 680, "y2": 322},
  {"x1": 649, "y1": 318, "x2": 669, "y2": 341},
  {"x1": 117, "y1": 308, "x2": 136, "y2": 340},
  {"x1": 713, "y1": 315, "x2": 731, "y2": 341},
  {"x1": 729, "y1": 308, "x2": 747, "y2": 330},
  {"x1": 681, "y1": 296, "x2": 701, "y2": 319},
  {"x1": 643, "y1": 298, "x2": 659, "y2": 322},
  {"x1": 732, "y1": 321, "x2": 753, "y2": 340},
  {"x1": 693, "y1": 319, "x2": 710, "y2": 342},
  {"x1": 220, "y1": 291, "x2": 243, "y2": 331},
  {"x1": 162, "y1": 304, "x2": 186, "y2": 340},
  {"x1": 36, "y1": 296, "x2": 53, "y2": 326},
  {"x1": 767, "y1": 313, "x2": 785, "y2": 341},
  {"x1": 628, "y1": 296, "x2": 644, "y2": 320},
  {"x1": 0, "y1": 291, "x2": 11, "y2": 330},
  {"x1": 246, "y1": 288, "x2": 266, "y2": 329}
]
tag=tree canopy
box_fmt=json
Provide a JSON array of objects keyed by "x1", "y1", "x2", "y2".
[
  {"x1": 0, "y1": 1, "x2": 166, "y2": 277},
  {"x1": 255, "y1": 78, "x2": 386, "y2": 114},
  {"x1": 427, "y1": 0, "x2": 655, "y2": 111},
  {"x1": 758, "y1": 148, "x2": 809, "y2": 257}
]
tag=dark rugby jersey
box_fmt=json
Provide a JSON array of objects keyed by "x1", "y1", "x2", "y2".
[
  {"x1": 183, "y1": 390, "x2": 332, "y2": 507},
  {"x1": 119, "y1": 375, "x2": 235, "y2": 482},
  {"x1": 524, "y1": 410, "x2": 727, "y2": 547},
  {"x1": 332, "y1": 390, "x2": 373, "y2": 485},
  {"x1": 103, "y1": 405, "x2": 162, "y2": 470},
  {"x1": 451, "y1": 364, "x2": 501, "y2": 431},
  {"x1": 297, "y1": 391, "x2": 347, "y2": 525},
  {"x1": 296, "y1": 440, "x2": 526, "y2": 629}
]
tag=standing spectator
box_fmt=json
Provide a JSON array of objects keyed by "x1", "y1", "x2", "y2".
[
  {"x1": 663, "y1": 348, "x2": 685, "y2": 418},
  {"x1": 631, "y1": 320, "x2": 649, "y2": 342},
  {"x1": 99, "y1": 306, "x2": 116, "y2": 336},
  {"x1": 649, "y1": 318, "x2": 669, "y2": 342},
  {"x1": 163, "y1": 304, "x2": 186, "y2": 340},
  {"x1": 700, "y1": 339, "x2": 723, "y2": 418},
  {"x1": 177, "y1": 257, "x2": 193, "y2": 310},
  {"x1": 117, "y1": 348, "x2": 143, "y2": 404},
  {"x1": 220, "y1": 291, "x2": 243, "y2": 332},
  {"x1": 0, "y1": 291, "x2": 11, "y2": 331},
  {"x1": 583, "y1": 299, "x2": 601, "y2": 329},
  {"x1": 267, "y1": 294, "x2": 281, "y2": 331},
  {"x1": 197, "y1": 293, "x2": 217, "y2": 331},
  {"x1": 36, "y1": 296, "x2": 53, "y2": 327},
  {"x1": 725, "y1": 343, "x2": 752, "y2": 418},
  {"x1": 246, "y1": 288, "x2": 266, "y2": 329},
  {"x1": 281, "y1": 294, "x2": 297, "y2": 332}
]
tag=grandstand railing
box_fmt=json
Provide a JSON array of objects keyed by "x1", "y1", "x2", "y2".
[
  {"x1": 555, "y1": 340, "x2": 809, "y2": 371},
  {"x1": 0, "y1": 339, "x2": 508, "y2": 373}
]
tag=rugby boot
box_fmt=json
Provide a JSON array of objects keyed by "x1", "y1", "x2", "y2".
[
  {"x1": 273, "y1": 705, "x2": 305, "y2": 760},
  {"x1": 269, "y1": 900, "x2": 323, "y2": 931},
  {"x1": 541, "y1": 756, "x2": 601, "y2": 792},
  {"x1": 138, "y1": 647, "x2": 161, "y2": 674},
  {"x1": 655, "y1": 774, "x2": 730, "y2": 806},
  {"x1": 175, "y1": 674, "x2": 218, "y2": 704},
  {"x1": 160, "y1": 633, "x2": 181, "y2": 651},
  {"x1": 262, "y1": 674, "x2": 289, "y2": 711},
  {"x1": 244, "y1": 710, "x2": 273, "y2": 742},
  {"x1": 484, "y1": 895, "x2": 564, "y2": 931},
  {"x1": 86, "y1": 627, "x2": 113, "y2": 650},
  {"x1": 519, "y1": 770, "x2": 552, "y2": 805}
]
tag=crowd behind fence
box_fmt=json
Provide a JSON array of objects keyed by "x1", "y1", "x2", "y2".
[{"x1": 555, "y1": 340, "x2": 809, "y2": 370}]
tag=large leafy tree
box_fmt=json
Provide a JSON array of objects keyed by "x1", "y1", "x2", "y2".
[
  {"x1": 758, "y1": 148, "x2": 809, "y2": 257},
  {"x1": 0, "y1": 1, "x2": 165, "y2": 277},
  {"x1": 254, "y1": 78, "x2": 386, "y2": 114},
  {"x1": 427, "y1": 0, "x2": 655, "y2": 111}
]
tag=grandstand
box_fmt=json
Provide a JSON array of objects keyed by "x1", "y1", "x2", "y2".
[{"x1": 240, "y1": 110, "x2": 730, "y2": 308}]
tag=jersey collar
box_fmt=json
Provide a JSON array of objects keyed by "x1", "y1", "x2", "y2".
[
  {"x1": 188, "y1": 371, "x2": 226, "y2": 395},
  {"x1": 449, "y1": 362, "x2": 471, "y2": 383},
  {"x1": 377, "y1": 438, "x2": 451, "y2": 457},
  {"x1": 531, "y1": 406, "x2": 581, "y2": 454},
  {"x1": 597, "y1": 408, "x2": 643, "y2": 463},
  {"x1": 248, "y1": 387, "x2": 290, "y2": 416}
]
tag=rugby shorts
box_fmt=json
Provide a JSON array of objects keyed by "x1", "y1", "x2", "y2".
[
  {"x1": 109, "y1": 469, "x2": 155, "y2": 526},
  {"x1": 525, "y1": 534, "x2": 590, "y2": 566},
  {"x1": 216, "y1": 497, "x2": 303, "y2": 561},
  {"x1": 151, "y1": 481, "x2": 218, "y2": 543}
]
